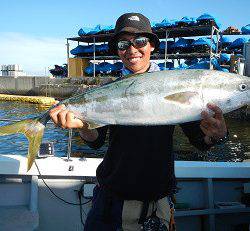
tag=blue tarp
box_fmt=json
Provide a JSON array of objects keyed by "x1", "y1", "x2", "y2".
[
  {"x1": 86, "y1": 25, "x2": 102, "y2": 35},
  {"x1": 229, "y1": 38, "x2": 248, "y2": 49},
  {"x1": 70, "y1": 45, "x2": 86, "y2": 55},
  {"x1": 188, "y1": 60, "x2": 210, "y2": 69},
  {"x1": 85, "y1": 62, "x2": 122, "y2": 75},
  {"x1": 211, "y1": 58, "x2": 229, "y2": 72},
  {"x1": 158, "y1": 62, "x2": 174, "y2": 70},
  {"x1": 84, "y1": 64, "x2": 96, "y2": 75},
  {"x1": 159, "y1": 41, "x2": 175, "y2": 53},
  {"x1": 98, "y1": 62, "x2": 113, "y2": 74},
  {"x1": 71, "y1": 44, "x2": 109, "y2": 56},
  {"x1": 172, "y1": 38, "x2": 194, "y2": 48},
  {"x1": 154, "y1": 19, "x2": 176, "y2": 28},
  {"x1": 70, "y1": 45, "x2": 95, "y2": 55},
  {"x1": 176, "y1": 63, "x2": 189, "y2": 69},
  {"x1": 176, "y1": 16, "x2": 196, "y2": 26},
  {"x1": 112, "y1": 62, "x2": 123, "y2": 72},
  {"x1": 95, "y1": 44, "x2": 109, "y2": 53},
  {"x1": 186, "y1": 58, "x2": 228, "y2": 72},
  {"x1": 78, "y1": 25, "x2": 114, "y2": 36},
  {"x1": 78, "y1": 27, "x2": 93, "y2": 36},
  {"x1": 196, "y1": 13, "x2": 220, "y2": 28},
  {"x1": 220, "y1": 53, "x2": 231, "y2": 63},
  {"x1": 100, "y1": 25, "x2": 115, "y2": 33},
  {"x1": 191, "y1": 38, "x2": 216, "y2": 51},
  {"x1": 241, "y1": 24, "x2": 250, "y2": 35},
  {"x1": 197, "y1": 13, "x2": 215, "y2": 21},
  {"x1": 220, "y1": 36, "x2": 232, "y2": 46},
  {"x1": 184, "y1": 58, "x2": 198, "y2": 66}
]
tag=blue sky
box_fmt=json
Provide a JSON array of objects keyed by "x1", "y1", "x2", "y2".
[{"x1": 0, "y1": 0, "x2": 249, "y2": 75}]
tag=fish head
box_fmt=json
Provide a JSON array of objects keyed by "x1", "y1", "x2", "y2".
[{"x1": 202, "y1": 71, "x2": 250, "y2": 114}]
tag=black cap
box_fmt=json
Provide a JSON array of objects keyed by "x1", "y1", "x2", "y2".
[{"x1": 108, "y1": 13, "x2": 160, "y2": 54}]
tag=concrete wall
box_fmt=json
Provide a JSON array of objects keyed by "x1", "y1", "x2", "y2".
[
  {"x1": 0, "y1": 76, "x2": 113, "y2": 98},
  {"x1": 0, "y1": 76, "x2": 76, "y2": 98},
  {"x1": 0, "y1": 76, "x2": 49, "y2": 95}
]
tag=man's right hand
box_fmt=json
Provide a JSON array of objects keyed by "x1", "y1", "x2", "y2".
[
  {"x1": 49, "y1": 104, "x2": 99, "y2": 142},
  {"x1": 49, "y1": 104, "x2": 88, "y2": 129}
]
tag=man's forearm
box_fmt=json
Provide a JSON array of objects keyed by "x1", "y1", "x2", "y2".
[{"x1": 78, "y1": 128, "x2": 99, "y2": 142}]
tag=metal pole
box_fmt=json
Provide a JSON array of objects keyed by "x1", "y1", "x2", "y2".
[
  {"x1": 209, "y1": 26, "x2": 214, "y2": 70},
  {"x1": 164, "y1": 30, "x2": 169, "y2": 69},
  {"x1": 66, "y1": 39, "x2": 70, "y2": 77},
  {"x1": 66, "y1": 128, "x2": 73, "y2": 161},
  {"x1": 93, "y1": 37, "x2": 96, "y2": 78}
]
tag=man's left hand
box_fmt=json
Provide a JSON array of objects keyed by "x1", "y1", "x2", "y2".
[{"x1": 200, "y1": 103, "x2": 228, "y2": 145}]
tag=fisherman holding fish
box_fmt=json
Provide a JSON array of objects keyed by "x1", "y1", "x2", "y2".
[{"x1": 48, "y1": 13, "x2": 231, "y2": 231}]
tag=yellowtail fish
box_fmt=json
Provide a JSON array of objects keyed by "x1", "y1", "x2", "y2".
[{"x1": 0, "y1": 69, "x2": 249, "y2": 170}]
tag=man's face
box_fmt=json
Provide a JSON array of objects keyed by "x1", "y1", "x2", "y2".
[{"x1": 117, "y1": 34, "x2": 155, "y2": 74}]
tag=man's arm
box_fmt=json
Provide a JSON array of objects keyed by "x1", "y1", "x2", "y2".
[
  {"x1": 181, "y1": 103, "x2": 228, "y2": 150},
  {"x1": 49, "y1": 104, "x2": 108, "y2": 149}
]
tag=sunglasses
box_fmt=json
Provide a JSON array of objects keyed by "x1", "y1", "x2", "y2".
[{"x1": 117, "y1": 37, "x2": 149, "y2": 51}]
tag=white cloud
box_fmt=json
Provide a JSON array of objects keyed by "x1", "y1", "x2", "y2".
[{"x1": 0, "y1": 32, "x2": 67, "y2": 76}]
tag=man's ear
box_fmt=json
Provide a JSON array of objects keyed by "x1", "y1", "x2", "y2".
[{"x1": 150, "y1": 42, "x2": 155, "y2": 52}]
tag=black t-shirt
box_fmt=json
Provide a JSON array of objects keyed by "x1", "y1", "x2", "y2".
[{"x1": 85, "y1": 121, "x2": 211, "y2": 201}]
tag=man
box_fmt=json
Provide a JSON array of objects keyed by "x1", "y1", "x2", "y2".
[{"x1": 50, "y1": 13, "x2": 228, "y2": 231}]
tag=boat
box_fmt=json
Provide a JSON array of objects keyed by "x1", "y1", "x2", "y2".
[{"x1": 1, "y1": 154, "x2": 250, "y2": 231}]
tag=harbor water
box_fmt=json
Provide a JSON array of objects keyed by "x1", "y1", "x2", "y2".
[{"x1": 0, "y1": 101, "x2": 249, "y2": 162}]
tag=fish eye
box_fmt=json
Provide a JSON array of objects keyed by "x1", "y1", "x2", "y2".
[{"x1": 239, "y1": 83, "x2": 247, "y2": 91}]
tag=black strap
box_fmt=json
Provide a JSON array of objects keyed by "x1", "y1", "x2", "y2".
[{"x1": 138, "y1": 201, "x2": 150, "y2": 224}]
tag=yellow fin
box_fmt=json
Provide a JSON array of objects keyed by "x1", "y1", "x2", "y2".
[
  {"x1": 0, "y1": 118, "x2": 45, "y2": 171},
  {"x1": 164, "y1": 91, "x2": 198, "y2": 105},
  {"x1": 87, "y1": 122, "x2": 105, "y2": 129}
]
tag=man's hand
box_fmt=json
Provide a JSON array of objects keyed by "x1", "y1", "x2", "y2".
[
  {"x1": 49, "y1": 104, "x2": 99, "y2": 142},
  {"x1": 49, "y1": 104, "x2": 87, "y2": 129},
  {"x1": 200, "y1": 103, "x2": 228, "y2": 145}
]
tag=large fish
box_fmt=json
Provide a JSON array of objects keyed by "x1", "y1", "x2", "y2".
[{"x1": 0, "y1": 69, "x2": 249, "y2": 170}]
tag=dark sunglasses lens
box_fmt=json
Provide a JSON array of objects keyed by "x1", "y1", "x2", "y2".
[
  {"x1": 134, "y1": 37, "x2": 148, "y2": 48},
  {"x1": 117, "y1": 41, "x2": 130, "y2": 50}
]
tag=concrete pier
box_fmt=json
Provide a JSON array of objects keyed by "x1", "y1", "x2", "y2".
[
  {"x1": 0, "y1": 76, "x2": 88, "y2": 98},
  {"x1": 0, "y1": 75, "x2": 113, "y2": 98}
]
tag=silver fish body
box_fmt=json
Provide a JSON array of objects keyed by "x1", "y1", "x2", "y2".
[
  {"x1": 1, "y1": 69, "x2": 249, "y2": 170},
  {"x1": 64, "y1": 69, "x2": 250, "y2": 126}
]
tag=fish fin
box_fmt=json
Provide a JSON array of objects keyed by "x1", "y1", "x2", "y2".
[
  {"x1": 87, "y1": 121, "x2": 105, "y2": 129},
  {"x1": 0, "y1": 118, "x2": 45, "y2": 171},
  {"x1": 164, "y1": 91, "x2": 198, "y2": 105}
]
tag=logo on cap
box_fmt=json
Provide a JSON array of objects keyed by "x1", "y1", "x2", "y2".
[{"x1": 128, "y1": 16, "x2": 140, "y2": 21}]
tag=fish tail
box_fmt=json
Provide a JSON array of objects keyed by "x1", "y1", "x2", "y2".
[{"x1": 0, "y1": 117, "x2": 46, "y2": 171}]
